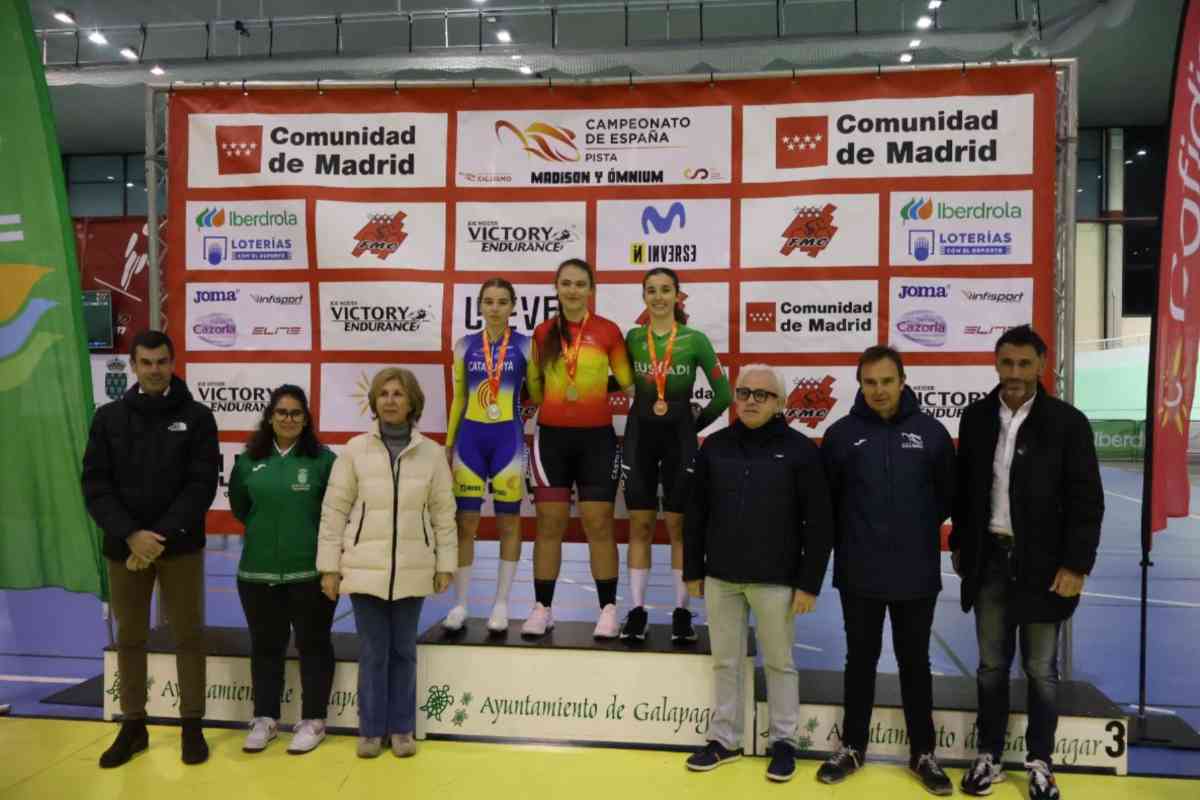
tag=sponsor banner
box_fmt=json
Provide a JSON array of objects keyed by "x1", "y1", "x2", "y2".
[
  {"x1": 90, "y1": 354, "x2": 131, "y2": 407},
  {"x1": 320, "y1": 362, "x2": 447, "y2": 433},
  {"x1": 775, "y1": 366, "x2": 859, "y2": 436},
  {"x1": 213, "y1": 441, "x2": 244, "y2": 513},
  {"x1": 904, "y1": 366, "x2": 997, "y2": 438},
  {"x1": 740, "y1": 194, "x2": 879, "y2": 268},
  {"x1": 186, "y1": 282, "x2": 312, "y2": 351},
  {"x1": 450, "y1": 281, "x2": 560, "y2": 342},
  {"x1": 594, "y1": 281, "x2": 731, "y2": 355},
  {"x1": 416, "y1": 637, "x2": 754, "y2": 748},
  {"x1": 1091, "y1": 419, "x2": 1145, "y2": 461},
  {"x1": 75, "y1": 217, "x2": 151, "y2": 353},
  {"x1": 319, "y1": 282, "x2": 443, "y2": 352},
  {"x1": 187, "y1": 113, "x2": 448, "y2": 188},
  {"x1": 740, "y1": 281, "x2": 878, "y2": 353},
  {"x1": 455, "y1": 202, "x2": 585, "y2": 271},
  {"x1": 456, "y1": 106, "x2": 732, "y2": 187},
  {"x1": 184, "y1": 200, "x2": 307, "y2": 270},
  {"x1": 753, "y1": 702, "x2": 1127, "y2": 774},
  {"x1": 595, "y1": 199, "x2": 731, "y2": 270},
  {"x1": 889, "y1": 190, "x2": 1032, "y2": 266},
  {"x1": 889, "y1": 277, "x2": 1033, "y2": 353},
  {"x1": 188, "y1": 362, "x2": 311, "y2": 432},
  {"x1": 315, "y1": 200, "x2": 446, "y2": 269},
  {"x1": 742, "y1": 94, "x2": 1034, "y2": 181}
]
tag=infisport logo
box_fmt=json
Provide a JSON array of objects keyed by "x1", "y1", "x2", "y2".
[
  {"x1": 961, "y1": 289, "x2": 1025, "y2": 303},
  {"x1": 895, "y1": 310, "x2": 947, "y2": 347},
  {"x1": 783, "y1": 375, "x2": 838, "y2": 429},
  {"x1": 215, "y1": 125, "x2": 263, "y2": 175},
  {"x1": 780, "y1": 204, "x2": 838, "y2": 257}
]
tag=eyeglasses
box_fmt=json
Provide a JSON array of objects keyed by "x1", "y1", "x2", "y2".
[
  {"x1": 735, "y1": 388, "x2": 779, "y2": 403},
  {"x1": 272, "y1": 409, "x2": 306, "y2": 421}
]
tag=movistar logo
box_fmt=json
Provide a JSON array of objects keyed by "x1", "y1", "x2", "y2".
[
  {"x1": 195, "y1": 208, "x2": 226, "y2": 227},
  {"x1": 641, "y1": 202, "x2": 686, "y2": 234}
]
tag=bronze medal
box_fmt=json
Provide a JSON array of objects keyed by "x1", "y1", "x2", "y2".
[{"x1": 653, "y1": 399, "x2": 669, "y2": 416}]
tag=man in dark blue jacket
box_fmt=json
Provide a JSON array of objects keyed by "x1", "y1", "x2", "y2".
[
  {"x1": 817, "y1": 346, "x2": 955, "y2": 795},
  {"x1": 682, "y1": 364, "x2": 834, "y2": 783}
]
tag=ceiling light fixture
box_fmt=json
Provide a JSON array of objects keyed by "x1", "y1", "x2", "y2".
[
  {"x1": 496, "y1": 29, "x2": 512, "y2": 43},
  {"x1": 87, "y1": 30, "x2": 107, "y2": 45},
  {"x1": 119, "y1": 46, "x2": 138, "y2": 61},
  {"x1": 1137, "y1": 149, "x2": 1147, "y2": 156},
  {"x1": 53, "y1": 10, "x2": 77, "y2": 25},
  {"x1": 916, "y1": 15, "x2": 933, "y2": 29},
  {"x1": 909, "y1": 39, "x2": 922, "y2": 48},
  {"x1": 519, "y1": 65, "x2": 533, "y2": 75},
  {"x1": 150, "y1": 65, "x2": 165, "y2": 76},
  {"x1": 1125, "y1": 159, "x2": 1133, "y2": 165},
  {"x1": 511, "y1": 54, "x2": 521, "y2": 60},
  {"x1": 929, "y1": 0, "x2": 944, "y2": 9},
  {"x1": 899, "y1": 53, "x2": 914, "y2": 63},
  {"x1": 125, "y1": 182, "x2": 134, "y2": 188}
]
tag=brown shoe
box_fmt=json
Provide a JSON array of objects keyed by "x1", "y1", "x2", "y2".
[
  {"x1": 391, "y1": 733, "x2": 416, "y2": 757},
  {"x1": 357, "y1": 736, "x2": 382, "y2": 758}
]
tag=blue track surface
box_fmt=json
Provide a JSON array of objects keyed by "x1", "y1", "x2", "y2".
[{"x1": 2, "y1": 464, "x2": 1196, "y2": 775}]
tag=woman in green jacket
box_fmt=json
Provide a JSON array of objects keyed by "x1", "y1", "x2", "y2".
[{"x1": 229, "y1": 384, "x2": 337, "y2": 755}]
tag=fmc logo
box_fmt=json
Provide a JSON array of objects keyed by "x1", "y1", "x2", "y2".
[
  {"x1": 352, "y1": 211, "x2": 409, "y2": 260},
  {"x1": 783, "y1": 375, "x2": 839, "y2": 429},
  {"x1": 641, "y1": 202, "x2": 686, "y2": 234},
  {"x1": 780, "y1": 203, "x2": 838, "y2": 257},
  {"x1": 215, "y1": 125, "x2": 263, "y2": 175},
  {"x1": 494, "y1": 120, "x2": 580, "y2": 162}
]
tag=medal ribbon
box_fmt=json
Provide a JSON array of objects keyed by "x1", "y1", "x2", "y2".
[
  {"x1": 560, "y1": 311, "x2": 589, "y2": 384},
  {"x1": 482, "y1": 327, "x2": 511, "y2": 405},
  {"x1": 646, "y1": 322, "x2": 678, "y2": 404}
]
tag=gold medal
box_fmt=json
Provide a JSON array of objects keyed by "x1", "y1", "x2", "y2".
[
  {"x1": 565, "y1": 384, "x2": 579, "y2": 402},
  {"x1": 487, "y1": 403, "x2": 501, "y2": 420},
  {"x1": 653, "y1": 399, "x2": 668, "y2": 416},
  {"x1": 560, "y1": 312, "x2": 588, "y2": 404}
]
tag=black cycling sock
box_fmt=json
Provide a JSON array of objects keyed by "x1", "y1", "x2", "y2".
[
  {"x1": 596, "y1": 578, "x2": 618, "y2": 608},
  {"x1": 534, "y1": 579, "x2": 556, "y2": 608}
]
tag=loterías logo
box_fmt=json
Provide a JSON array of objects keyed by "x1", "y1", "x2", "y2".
[
  {"x1": 745, "y1": 301, "x2": 777, "y2": 333},
  {"x1": 784, "y1": 375, "x2": 838, "y2": 429},
  {"x1": 780, "y1": 204, "x2": 838, "y2": 257},
  {"x1": 352, "y1": 211, "x2": 408, "y2": 260},
  {"x1": 494, "y1": 121, "x2": 580, "y2": 162},
  {"x1": 775, "y1": 116, "x2": 828, "y2": 169},
  {"x1": 215, "y1": 125, "x2": 263, "y2": 175}
]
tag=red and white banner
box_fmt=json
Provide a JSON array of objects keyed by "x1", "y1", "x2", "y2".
[
  {"x1": 74, "y1": 216, "x2": 153, "y2": 353},
  {"x1": 1150, "y1": 1, "x2": 1200, "y2": 539},
  {"x1": 165, "y1": 68, "x2": 1058, "y2": 538}
]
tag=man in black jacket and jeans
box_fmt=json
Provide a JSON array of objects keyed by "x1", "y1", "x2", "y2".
[
  {"x1": 82, "y1": 331, "x2": 220, "y2": 768},
  {"x1": 951, "y1": 326, "x2": 1103, "y2": 800},
  {"x1": 817, "y1": 346, "x2": 955, "y2": 795},
  {"x1": 682, "y1": 364, "x2": 834, "y2": 783}
]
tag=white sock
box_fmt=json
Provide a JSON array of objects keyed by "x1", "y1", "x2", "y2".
[
  {"x1": 630, "y1": 568, "x2": 649, "y2": 609},
  {"x1": 494, "y1": 559, "x2": 517, "y2": 607},
  {"x1": 454, "y1": 564, "x2": 472, "y2": 609},
  {"x1": 673, "y1": 569, "x2": 689, "y2": 609}
]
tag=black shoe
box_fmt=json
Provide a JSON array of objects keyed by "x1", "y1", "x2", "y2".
[
  {"x1": 685, "y1": 740, "x2": 743, "y2": 771},
  {"x1": 816, "y1": 746, "x2": 862, "y2": 784},
  {"x1": 910, "y1": 753, "x2": 953, "y2": 796},
  {"x1": 672, "y1": 607, "x2": 698, "y2": 642},
  {"x1": 99, "y1": 720, "x2": 149, "y2": 768},
  {"x1": 766, "y1": 741, "x2": 797, "y2": 782},
  {"x1": 620, "y1": 606, "x2": 648, "y2": 640},
  {"x1": 961, "y1": 753, "x2": 1006, "y2": 796},
  {"x1": 1025, "y1": 760, "x2": 1060, "y2": 800},
  {"x1": 181, "y1": 719, "x2": 209, "y2": 765}
]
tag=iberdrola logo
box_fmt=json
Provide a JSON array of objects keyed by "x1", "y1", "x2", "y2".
[{"x1": 0, "y1": 264, "x2": 58, "y2": 392}]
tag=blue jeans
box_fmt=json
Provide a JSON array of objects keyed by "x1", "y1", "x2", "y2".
[
  {"x1": 974, "y1": 544, "x2": 1061, "y2": 765},
  {"x1": 351, "y1": 593, "x2": 425, "y2": 738}
]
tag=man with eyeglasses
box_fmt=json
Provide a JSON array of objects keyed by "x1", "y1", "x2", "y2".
[
  {"x1": 682, "y1": 364, "x2": 833, "y2": 783},
  {"x1": 82, "y1": 330, "x2": 219, "y2": 768}
]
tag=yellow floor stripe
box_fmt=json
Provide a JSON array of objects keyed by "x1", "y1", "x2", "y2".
[{"x1": 0, "y1": 717, "x2": 1194, "y2": 799}]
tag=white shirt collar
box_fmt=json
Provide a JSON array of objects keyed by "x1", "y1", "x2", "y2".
[
  {"x1": 138, "y1": 384, "x2": 170, "y2": 397},
  {"x1": 274, "y1": 441, "x2": 296, "y2": 458},
  {"x1": 1000, "y1": 392, "x2": 1035, "y2": 420}
]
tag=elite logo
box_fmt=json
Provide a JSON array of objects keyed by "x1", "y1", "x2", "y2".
[
  {"x1": 783, "y1": 375, "x2": 838, "y2": 429},
  {"x1": 775, "y1": 116, "x2": 828, "y2": 169},
  {"x1": 494, "y1": 120, "x2": 580, "y2": 162},
  {"x1": 352, "y1": 211, "x2": 409, "y2": 260},
  {"x1": 745, "y1": 302, "x2": 777, "y2": 333},
  {"x1": 215, "y1": 125, "x2": 263, "y2": 175},
  {"x1": 780, "y1": 204, "x2": 838, "y2": 257}
]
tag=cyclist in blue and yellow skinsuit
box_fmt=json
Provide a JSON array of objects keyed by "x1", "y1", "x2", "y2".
[{"x1": 443, "y1": 278, "x2": 542, "y2": 634}]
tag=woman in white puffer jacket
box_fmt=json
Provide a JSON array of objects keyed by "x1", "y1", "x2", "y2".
[{"x1": 318, "y1": 367, "x2": 457, "y2": 759}]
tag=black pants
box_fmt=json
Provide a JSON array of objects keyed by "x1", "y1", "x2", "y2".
[
  {"x1": 237, "y1": 579, "x2": 337, "y2": 720},
  {"x1": 838, "y1": 591, "x2": 938, "y2": 757}
]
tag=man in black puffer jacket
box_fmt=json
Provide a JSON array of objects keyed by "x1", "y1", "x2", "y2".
[
  {"x1": 682, "y1": 364, "x2": 833, "y2": 784},
  {"x1": 816, "y1": 346, "x2": 955, "y2": 795},
  {"x1": 81, "y1": 331, "x2": 219, "y2": 769}
]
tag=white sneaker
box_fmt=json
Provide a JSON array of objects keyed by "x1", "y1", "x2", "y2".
[
  {"x1": 487, "y1": 603, "x2": 509, "y2": 633},
  {"x1": 243, "y1": 716, "x2": 277, "y2": 752},
  {"x1": 287, "y1": 719, "x2": 326, "y2": 754},
  {"x1": 443, "y1": 605, "x2": 468, "y2": 631},
  {"x1": 521, "y1": 603, "x2": 554, "y2": 636},
  {"x1": 594, "y1": 604, "x2": 620, "y2": 639}
]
